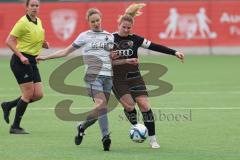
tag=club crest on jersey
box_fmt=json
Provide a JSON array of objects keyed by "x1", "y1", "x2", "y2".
[
  {"x1": 127, "y1": 41, "x2": 134, "y2": 47},
  {"x1": 51, "y1": 9, "x2": 78, "y2": 41},
  {"x1": 105, "y1": 36, "x2": 109, "y2": 41}
]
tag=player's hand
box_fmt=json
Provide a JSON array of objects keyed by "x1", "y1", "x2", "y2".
[
  {"x1": 42, "y1": 40, "x2": 50, "y2": 49},
  {"x1": 175, "y1": 51, "x2": 184, "y2": 63},
  {"x1": 110, "y1": 51, "x2": 120, "y2": 60},
  {"x1": 20, "y1": 55, "x2": 30, "y2": 65},
  {"x1": 36, "y1": 56, "x2": 46, "y2": 63},
  {"x1": 126, "y1": 58, "x2": 139, "y2": 65}
]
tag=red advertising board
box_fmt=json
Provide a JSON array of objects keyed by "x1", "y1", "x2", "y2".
[{"x1": 0, "y1": 1, "x2": 240, "y2": 47}]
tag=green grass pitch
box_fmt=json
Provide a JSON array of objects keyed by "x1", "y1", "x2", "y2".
[{"x1": 0, "y1": 55, "x2": 239, "y2": 160}]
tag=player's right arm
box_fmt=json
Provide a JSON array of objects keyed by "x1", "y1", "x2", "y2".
[
  {"x1": 112, "y1": 58, "x2": 139, "y2": 65},
  {"x1": 37, "y1": 32, "x2": 86, "y2": 62},
  {"x1": 36, "y1": 45, "x2": 76, "y2": 61},
  {"x1": 6, "y1": 35, "x2": 30, "y2": 64},
  {"x1": 6, "y1": 20, "x2": 30, "y2": 64}
]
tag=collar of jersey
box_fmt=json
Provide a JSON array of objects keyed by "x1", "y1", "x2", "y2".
[{"x1": 26, "y1": 14, "x2": 38, "y2": 25}]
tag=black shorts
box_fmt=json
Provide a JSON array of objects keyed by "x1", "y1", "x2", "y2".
[
  {"x1": 10, "y1": 53, "x2": 41, "y2": 84},
  {"x1": 112, "y1": 71, "x2": 148, "y2": 101}
]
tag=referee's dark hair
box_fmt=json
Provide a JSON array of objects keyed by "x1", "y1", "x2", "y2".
[{"x1": 26, "y1": 0, "x2": 39, "y2": 7}]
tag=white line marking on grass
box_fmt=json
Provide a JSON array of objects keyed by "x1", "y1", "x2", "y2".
[
  {"x1": 1, "y1": 91, "x2": 240, "y2": 97},
  {"x1": 172, "y1": 91, "x2": 240, "y2": 94},
  {"x1": 23, "y1": 107, "x2": 240, "y2": 110},
  {"x1": 153, "y1": 107, "x2": 240, "y2": 110}
]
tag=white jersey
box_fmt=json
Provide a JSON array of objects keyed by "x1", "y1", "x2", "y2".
[{"x1": 73, "y1": 30, "x2": 114, "y2": 76}]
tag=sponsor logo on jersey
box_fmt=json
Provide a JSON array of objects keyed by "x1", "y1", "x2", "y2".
[{"x1": 116, "y1": 49, "x2": 134, "y2": 57}]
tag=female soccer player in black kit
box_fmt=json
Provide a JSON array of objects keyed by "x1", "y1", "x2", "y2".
[{"x1": 112, "y1": 3, "x2": 184, "y2": 148}]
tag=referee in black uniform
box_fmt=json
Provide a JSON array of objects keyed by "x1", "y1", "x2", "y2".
[{"x1": 1, "y1": 0, "x2": 49, "y2": 134}]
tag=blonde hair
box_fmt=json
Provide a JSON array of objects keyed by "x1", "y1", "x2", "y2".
[
  {"x1": 86, "y1": 8, "x2": 102, "y2": 20},
  {"x1": 118, "y1": 3, "x2": 146, "y2": 24}
]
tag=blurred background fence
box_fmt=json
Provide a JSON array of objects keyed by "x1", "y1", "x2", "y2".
[{"x1": 0, "y1": 0, "x2": 240, "y2": 55}]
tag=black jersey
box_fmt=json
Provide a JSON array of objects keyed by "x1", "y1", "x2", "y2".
[
  {"x1": 112, "y1": 33, "x2": 146, "y2": 78},
  {"x1": 113, "y1": 33, "x2": 145, "y2": 59}
]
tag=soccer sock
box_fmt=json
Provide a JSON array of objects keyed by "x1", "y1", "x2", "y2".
[
  {"x1": 81, "y1": 115, "x2": 97, "y2": 131},
  {"x1": 12, "y1": 99, "x2": 28, "y2": 128},
  {"x1": 142, "y1": 109, "x2": 155, "y2": 136},
  {"x1": 124, "y1": 108, "x2": 137, "y2": 125},
  {"x1": 4, "y1": 96, "x2": 21, "y2": 110},
  {"x1": 29, "y1": 99, "x2": 40, "y2": 103},
  {"x1": 98, "y1": 108, "x2": 109, "y2": 137}
]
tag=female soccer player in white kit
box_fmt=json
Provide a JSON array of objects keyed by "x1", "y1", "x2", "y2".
[{"x1": 37, "y1": 8, "x2": 135, "y2": 151}]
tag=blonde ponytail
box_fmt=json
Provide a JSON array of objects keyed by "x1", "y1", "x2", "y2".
[
  {"x1": 118, "y1": 3, "x2": 146, "y2": 24},
  {"x1": 125, "y1": 3, "x2": 146, "y2": 17}
]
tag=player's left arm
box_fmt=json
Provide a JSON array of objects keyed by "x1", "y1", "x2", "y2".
[{"x1": 141, "y1": 38, "x2": 184, "y2": 63}]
